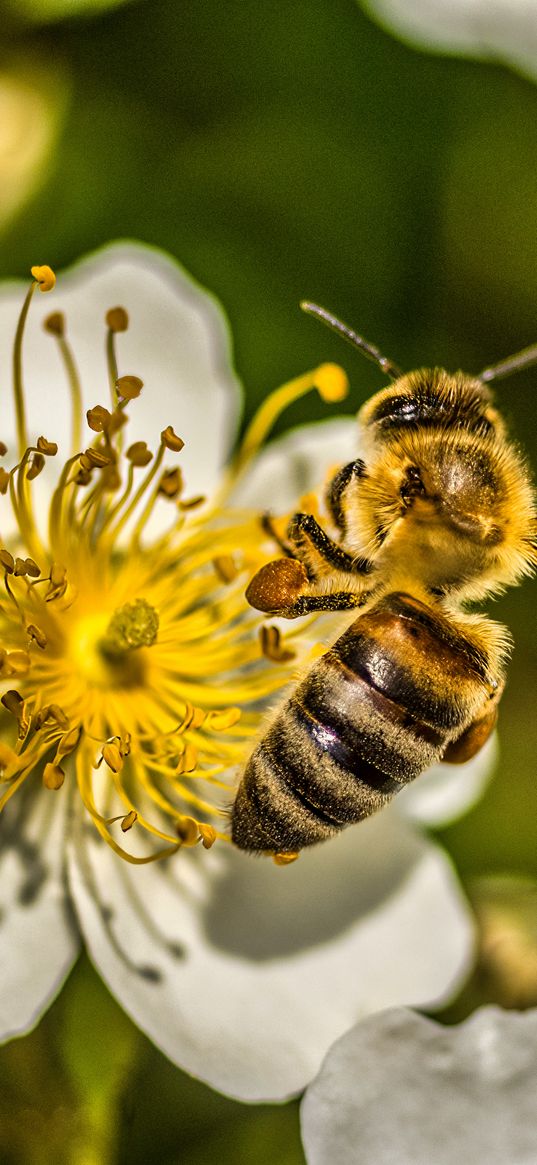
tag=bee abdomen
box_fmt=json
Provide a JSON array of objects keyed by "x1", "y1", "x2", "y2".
[{"x1": 231, "y1": 592, "x2": 492, "y2": 854}]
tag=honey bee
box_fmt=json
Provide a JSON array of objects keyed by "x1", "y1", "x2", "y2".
[{"x1": 231, "y1": 304, "x2": 537, "y2": 862}]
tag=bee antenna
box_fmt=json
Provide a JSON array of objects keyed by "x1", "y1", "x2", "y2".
[
  {"x1": 300, "y1": 301, "x2": 403, "y2": 381},
  {"x1": 479, "y1": 342, "x2": 537, "y2": 384}
]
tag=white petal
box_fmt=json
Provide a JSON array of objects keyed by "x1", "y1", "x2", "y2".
[
  {"x1": 0, "y1": 242, "x2": 242, "y2": 496},
  {"x1": 67, "y1": 804, "x2": 473, "y2": 1102},
  {"x1": 301, "y1": 1005, "x2": 537, "y2": 1165},
  {"x1": 361, "y1": 0, "x2": 537, "y2": 83},
  {"x1": 0, "y1": 786, "x2": 79, "y2": 1042},
  {"x1": 397, "y1": 734, "x2": 497, "y2": 827},
  {"x1": 233, "y1": 418, "x2": 358, "y2": 511}
]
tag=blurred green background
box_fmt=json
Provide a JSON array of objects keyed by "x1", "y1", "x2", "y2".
[{"x1": 1, "y1": 0, "x2": 537, "y2": 1161}]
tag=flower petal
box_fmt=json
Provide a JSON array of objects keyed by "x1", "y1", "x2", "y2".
[
  {"x1": 397, "y1": 735, "x2": 497, "y2": 828},
  {"x1": 0, "y1": 787, "x2": 79, "y2": 1042},
  {"x1": 301, "y1": 1005, "x2": 537, "y2": 1165},
  {"x1": 67, "y1": 804, "x2": 473, "y2": 1102},
  {"x1": 360, "y1": 0, "x2": 537, "y2": 84},
  {"x1": 233, "y1": 418, "x2": 358, "y2": 511},
  {"x1": 0, "y1": 241, "x2": 242, "y2": 496}
]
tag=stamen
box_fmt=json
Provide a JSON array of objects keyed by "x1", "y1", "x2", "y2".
[
  {"x1": 44, "y1": 312, "x2": 84, "y2": 454},
  {"x1": 105, "y1": 306, "x2": 128, "y2": 406},
  {"x1": 231, "y1": 364, "x2": 349, "y2": 477},
  {"x1": 13, "y1": 267, "x2": 56, "y2": 457},
  {"x1": 0, "y1": 270, "x2": 313, "y2": 865},
  {"x1": 260, "y1": 624, "x2": 296, "y2": 663}
]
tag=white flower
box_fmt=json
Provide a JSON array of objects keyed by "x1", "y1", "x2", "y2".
[
  {"x1": 301, "y1": 1005, "x2": 537, "y2": 1164},
  {"x1": 360, "y1": 0, "x2": 537, "y2": 84},
  {"x1": 0, "y1": 242, "x2": 487, "y2": 1102}
]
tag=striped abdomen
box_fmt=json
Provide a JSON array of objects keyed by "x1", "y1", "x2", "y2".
[{"x1": 231, "y1": 592, "x2": 497, "y2": 854}]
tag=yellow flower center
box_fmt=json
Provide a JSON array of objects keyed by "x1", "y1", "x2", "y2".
[{"x1": 0, "y1": 264, "x2": 348, "y2": 863}]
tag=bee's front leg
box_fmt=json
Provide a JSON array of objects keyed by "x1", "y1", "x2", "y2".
[
  {"x1": 286, "y1": 512, "x2": 373, "y2": 578},
  {"x1": 325, "y1": 458, "x2": 366, "y2": 532}
]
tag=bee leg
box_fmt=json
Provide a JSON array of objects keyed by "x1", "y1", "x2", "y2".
[
  {"x1": 325, "y1": 459, "x2": 366, "y2": 531},
  {"x1": 442, "y1": 706, "x2": 498, "y2": 764},
  {"x1": 277, "y1": 590, "x2": 372, "y2": 617},
  {"x1": 287, "y1": 511, "x2": 374, "y2": 577},
  {"x1": 260, "y1": 512, "x2": 295, "y2": 557},
  {"x1": 245, "y1": 555, "x2": 373, "y2": 618}
]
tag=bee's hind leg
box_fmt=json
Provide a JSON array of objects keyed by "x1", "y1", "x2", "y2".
[{"x1": 245, "y1": 553, "x2": 373, "y2": 618}]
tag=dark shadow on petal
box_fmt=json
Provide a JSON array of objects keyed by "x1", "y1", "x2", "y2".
[{"x1": 199, "y1": 807, "x2": 425, "y2": 960}]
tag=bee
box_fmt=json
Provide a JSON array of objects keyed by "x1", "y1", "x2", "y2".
[{"x1": 231, "y1": 303, "x2": 537, "y2": 862}]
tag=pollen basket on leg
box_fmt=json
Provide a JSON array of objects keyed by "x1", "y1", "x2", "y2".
[{"x1": 0, "y1": 266, "x2": 294, "y2": 863}]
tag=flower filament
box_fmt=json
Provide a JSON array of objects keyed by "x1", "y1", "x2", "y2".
[{"x1": 0, "y1": 266, "x2": 348, "y2": 862}]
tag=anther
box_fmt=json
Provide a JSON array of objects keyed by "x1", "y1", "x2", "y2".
[
  {"x1": 26, "y1": 453, "x2": 45, "y2": 480},
  {"x1": 1, "y1": 689, "x2": 24, "y2": 717},
  {"x1": 158, "y1": 468, "x2": 183, "y2": 498},
  {"x1": 116, "y1": 375, "x2": 143, "y2": 400},
  {"x1": 36, "y1": 436, "x2": 58, "y2": 456},
  {"x1": 14, "y1": 558, "x2": 40, "y2": 578},
  {"x1": 260, "y1": 624, "x2": 296, "y2": 663},
  {"x1": 43, "y1": 762, "x2": 65, "y2": 790},
  {"x1": 74, "y1": 466, "x2": 92, "y2": 486},
  {"x1": 82, "y1": 447, "x2": 113, "y2": 468},
  {"x1": 1, "y1": 550, "x2": 15, "y2": 580},
  {"x1": 0, "y1": 470, "x2": 8, "y2": 494},
  {"x1": 46, "y1": 563, "x2": 68, "y2": 602},
  {"x1": 313, "y1": 363, "x2": 349, "y2": 402},
  {"x1": 87, "y1": 405, "x2": 112, "y2": 433},
  {"x1": 121, "y1": 810, "x2": 137, "y2": 832},
  {"x1": 179, "y1": 494, "x2": 206, "y2": 510},
  {"x1": 35, "y1": 704, "x2": 69, "y2": 730},
  {"x1": 43, "y1": 311, "x2": 65, "y2": 336},
  {"x1": 205, "y1": 707, "x2": 241, "y2": 731},
  {"x1": 176, "y1": 742, "x2": 197, "y2": 774},
  {"x1": 127, "y1": 441, "x2": 153, "y2": 467},
  {"x1": 101, "y1": 740, "x2": 124, "y2": 773},
  {"x1": 105, "y1": 306, "x2": 129, "y2": 332},
  {"x1": 213, "y1": 554, "x2": 239, "y2": 583},
  {"x1": 199, "y1": 824, "x2": 217, "y2": 849},
  {"x1": 31, "y1": 265, "x2": 56, "y2": 293},
  {"x1": 0, "y1": 442, "x2": 7, "y2": 456},
  {"x1": 161, "y1": 425, "x2": 185, "y2": 452},
  {"x1": 26, "y1": 623, "x2": 47, "y2": 649},
  {"x1": 176, "y1": 816, "x2": 200, "y2": 846}
]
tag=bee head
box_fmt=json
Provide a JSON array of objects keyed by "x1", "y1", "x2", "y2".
[
  {"x1": 354, "y1": 372, "x2": 509, "y2": 550},
  {"x1": 359, "y1": 368, "x2": 501, "y2": 439}
]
